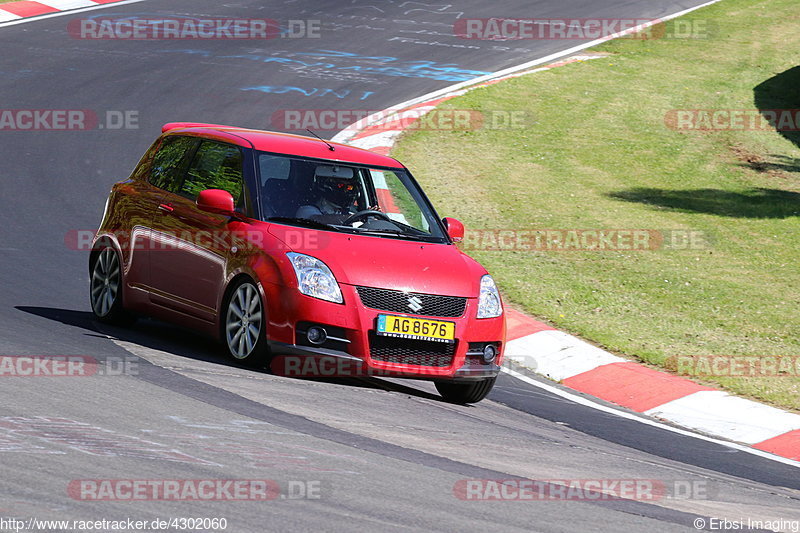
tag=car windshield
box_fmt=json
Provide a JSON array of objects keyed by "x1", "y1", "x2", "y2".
[{"x1": 256, "y1": 152, "x2": 448, "y2": 242}]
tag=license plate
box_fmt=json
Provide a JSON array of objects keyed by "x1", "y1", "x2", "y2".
[{"x1": 376, "y1": 314, "x2": 455, "y2": 343}]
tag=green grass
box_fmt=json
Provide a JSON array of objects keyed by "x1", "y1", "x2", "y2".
[{"x1": 393, "y1": 0, "x2": 800, "y2": 411}]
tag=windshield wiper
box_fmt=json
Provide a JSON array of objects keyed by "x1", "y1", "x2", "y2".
[
  {"x1": 354, "y1": 229, "x2": 436, "y2": 241},
  {"x1": 266, "y1": 217, "x2": 340, "y2": 232}
]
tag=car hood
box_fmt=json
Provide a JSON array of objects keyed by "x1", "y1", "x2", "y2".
[{"x1": 268, "y1": 224, "x2": 485, "y2": 297}]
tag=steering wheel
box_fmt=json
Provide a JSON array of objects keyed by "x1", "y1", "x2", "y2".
[{"x1": 343, "y1": 209, "x2": 393, "y2": 225}]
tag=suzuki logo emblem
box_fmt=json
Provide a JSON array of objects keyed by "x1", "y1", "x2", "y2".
[{"x1": 407, "y1": 296, "x2": 423, "y2": 313}]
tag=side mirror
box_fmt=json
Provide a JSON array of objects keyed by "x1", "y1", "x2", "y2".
[
  {"x1": 442, "y1": 217, "x2": 464, "y2": 242},
  {"x1": 197, "y1": 189, "x2": 236, "y2": 216}
]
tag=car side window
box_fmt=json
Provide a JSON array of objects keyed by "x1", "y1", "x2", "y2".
[
  {"x1": 149, "y1": 136, "x2": 197, "y2": 193},
  {"x1": 179, "y1": 141, "x2": 244, "y2": 203}
]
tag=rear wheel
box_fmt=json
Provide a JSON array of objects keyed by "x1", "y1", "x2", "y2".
[
  {"x1": 90, "y1": 246, "x2": 133, "y2": 325},
  {"x1": 435, "y1": 377, "x2": 497, "y2": 404},
  {"x1": 222, "y1": 279, "x2": 269, "y2": 366}
]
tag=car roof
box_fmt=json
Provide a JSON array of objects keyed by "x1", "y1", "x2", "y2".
[{"x1": 161, "y1": 122, "x2": 405, "y2": 169}]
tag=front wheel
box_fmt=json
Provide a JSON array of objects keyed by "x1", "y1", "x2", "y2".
[
  {"x1": 435, "y1": 377, "x2": 497, "y2": 404},
  {"x1": 222, "y1": 279, "x2": 269, "y2": 366}
]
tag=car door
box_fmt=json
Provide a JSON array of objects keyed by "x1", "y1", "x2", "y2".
[
  {"x1": 148, "y1": 139, "x2": 245, "y2": 322},
  {"x1": 127, "y1": 135, "x2": 198, "y2": 296}
]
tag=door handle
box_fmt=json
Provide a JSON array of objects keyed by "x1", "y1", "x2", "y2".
[{"x1": 158, "y1": 203, "x2": 174, "y2": 214}]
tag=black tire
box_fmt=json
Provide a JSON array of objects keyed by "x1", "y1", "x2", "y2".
[
  {"x1": 89, "y1": 246, "x2": 134, "y2": 326},
  {"x1": 221, "y1": 278, "x2": 269, "y2": 367},
  {"x1": 435, "y1": 377, "x2": 497, "y2": 404}
]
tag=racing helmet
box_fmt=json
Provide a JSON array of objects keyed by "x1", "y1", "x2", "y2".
[{"x1": 313, "y1": 165, "x2": 358, "y2": 209}]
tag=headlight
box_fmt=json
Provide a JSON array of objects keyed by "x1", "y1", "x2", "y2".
[
  {"x1": 477, "y1": 274, "x2": 502, "y2": 318},
  {"x1": 286, "y1": 252, "x2": 343, "y2": 304}
]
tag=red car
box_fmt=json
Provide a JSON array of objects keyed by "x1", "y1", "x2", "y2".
[{"x1": 90, "y1": 123, "x2": 505, "y2": 403}]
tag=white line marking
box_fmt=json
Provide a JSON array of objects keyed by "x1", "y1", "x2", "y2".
[
  {"x1": 502, "y1": 367, "x2": 800, "y2": 469},
  {"x1": 0, "y1": 0, "x2": 149, "y2": 28}
]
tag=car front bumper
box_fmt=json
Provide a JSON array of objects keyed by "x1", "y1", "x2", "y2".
[{"x1": 263, "y1": 283, "x2": 506, "y2": 382}]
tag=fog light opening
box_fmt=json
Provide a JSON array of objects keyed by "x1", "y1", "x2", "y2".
[
  {"x1": 482, "y1": 344, "x2": 497, "y2": 363},
  {"x1": 307, "y1": 326, "x2": 328, "y2": 345}
]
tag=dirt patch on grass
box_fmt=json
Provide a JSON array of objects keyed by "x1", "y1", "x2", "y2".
[{"x1": 731, "y1": 143, "x2": 800, "y2": 188}]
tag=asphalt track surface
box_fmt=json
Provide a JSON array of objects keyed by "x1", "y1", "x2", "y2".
[{"x1": 1, "y1": 1, "x2": 799, "y2": 532}]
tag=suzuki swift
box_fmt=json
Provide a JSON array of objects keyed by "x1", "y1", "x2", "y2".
[{"x1": 89, "y1": 123, "x2": 505, "y2": 403}]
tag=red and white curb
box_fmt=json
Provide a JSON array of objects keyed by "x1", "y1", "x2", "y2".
[
  {"x1": 332, "y1": 49, "x2": 800, "y2": 464},
  {"x1": 505, "y1": 321, "x2": 800, "y2": 460},
  {"x1": 0, "y1": 0, "x2": 129, "y2": 23}
]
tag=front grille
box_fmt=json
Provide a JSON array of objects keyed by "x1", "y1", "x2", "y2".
[
  {"x1": 356, "y1": 286, "x2": 467, "y2": 318},
  {"x1": 369, "y1": 333, "x2": 456, "y2": 367}
]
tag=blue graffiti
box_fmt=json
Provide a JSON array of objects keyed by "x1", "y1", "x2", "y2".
[
  {"x1": 160, "y1": 49, "x2": 490, "y2": 82},
  {"x1": 243, "y1": 86, "x2": 375, "y2": 100},
  {"x1": 289, "y1": 50, "x2": 400, "y2": 62}
]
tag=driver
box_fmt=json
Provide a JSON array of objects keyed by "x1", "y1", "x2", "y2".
[{"x1": 296, "y1": 167, "x2": 377, "y2": 220}]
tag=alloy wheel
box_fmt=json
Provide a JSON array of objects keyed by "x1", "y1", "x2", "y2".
[
  {"x1": 225, "y1": 282, "x2": 263, "y2": 359},
  {"x1": 91, "y1": 248, "x2": 120, "y2": 317}
]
